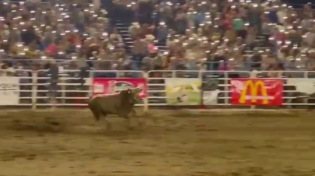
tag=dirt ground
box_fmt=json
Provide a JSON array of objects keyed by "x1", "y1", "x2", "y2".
[{"x1": 0, "y1": 109, "x2": 315, "y2": 176}]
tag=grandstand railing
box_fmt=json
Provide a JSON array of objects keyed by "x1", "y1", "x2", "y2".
[
  {"x1": 1, "y1": 58, "x2": 312, "y2": 71},
  {"x1": 1, "y1": 69, "x2": 315, "y2": 110}
]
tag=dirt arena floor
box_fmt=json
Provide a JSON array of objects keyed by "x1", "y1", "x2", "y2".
[{"x1": 0, "y1": 109, "x2": 315, "y2": 176}]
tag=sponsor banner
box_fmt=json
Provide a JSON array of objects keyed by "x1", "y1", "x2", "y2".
[
  {"x1": 202, "y1": 76, "x2": 220, "y2": 105},
  {"x1": 0, "y1": 77, "x2": 19, "y2": 105},
  {"x1": 287, "y1": 79, "x2": 315, "y2": 95},
  {"x1": 203, "y1": 90, "x2": 220, "y2": 105},
  {"x1": 230, "y1": 79, "x2": 283, "y2": 106},
  {"x1": 165, "y1": 78, "x2": 201, "y2": 105},
  {"x1": 92, "y1": 78, "x2": 147, "y2": 99}
]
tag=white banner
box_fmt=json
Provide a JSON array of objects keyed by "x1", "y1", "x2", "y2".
[
  {"x1": 0, "y1": 77, "x2": 19, "y2": 105},
  {"x1": 203, "y1": 90, "x2": 220, "y2": 105},
  {"x1": 287, "y1": 79, "x2": 315, "y2": 95},
  {"x1": 202, "y1": 76, "x2": 220, "y2": 105}
]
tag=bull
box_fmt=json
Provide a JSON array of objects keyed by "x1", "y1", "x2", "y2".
[{"x1": 88, "y1": 88, "x2": 143, "y2": 130}]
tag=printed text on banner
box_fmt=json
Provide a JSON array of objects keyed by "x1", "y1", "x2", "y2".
[
  {"x1": 92, "y1": 78, "x2": 147, "y2": 99},
  {"x1": 230, "y1": 79, "x2": 283, "y2": 106},
  {"x1": 0, "y1": 77, "x2": 20, "y2": 105}
]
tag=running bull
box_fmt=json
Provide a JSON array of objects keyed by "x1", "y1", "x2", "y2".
[{"x1": 88, "y1": 88, "x2": 143, "y2": 129}]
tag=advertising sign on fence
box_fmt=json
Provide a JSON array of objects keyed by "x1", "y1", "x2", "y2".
[
  {"x1": 165, "y1": 78, "x2": 201, "y2": 105},
  {"x1": 202, "y1": 75, "x2": 220, "y2": 105},
  {"x1": 0, "y1": 77, "x2": 20, "y2": 105},
  {"x1": 230, "y1": 79, "x2": 283, "y2": 106},
  {"x1": 287, "y1": 79, "x2": 315, "y2": 95},
  {"x1": 92, "y1": 78, "x2": 147, "y2": 99}
]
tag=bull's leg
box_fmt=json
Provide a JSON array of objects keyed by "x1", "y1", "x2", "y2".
[
  {"x1": 100, "y1": 112, "x2": 111, "y2": 131},
  {"x1": 126, "y1": 116, "x2": 133, "y2": 130},
  {"x1": 91, "y1": 110, "x2": 110, "y2": 131},
  {"x1": 120, "y1": 114, "x2": 133, "y2": 130},
  {"x1": 91, "y1": 108, "x2": 111, "y2": 131},
  {"x1": 90, "y1": 108, "x2": 101, "y2": 122},
  {"x1": 129, "y1": 109, "x2": 144, "y2": 127},
  {"x1": 118, "y1": 110, "x2": 136, "y2": 130}
]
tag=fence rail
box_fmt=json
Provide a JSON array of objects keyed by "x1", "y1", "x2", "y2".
[
  {"x1": 1, "y1": 58, "x2": 314, "y2": 71},
  {"x1": 1, "y1": 69, "x2": 315, "y2": 110}
]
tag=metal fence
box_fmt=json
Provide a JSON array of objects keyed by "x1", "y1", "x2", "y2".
[
  {"x1": 1, "y1": 58, "x2": 314, "y2": 71},
  {"x1": 1, "y1": 69, "x2": 315, "y2": 110}
]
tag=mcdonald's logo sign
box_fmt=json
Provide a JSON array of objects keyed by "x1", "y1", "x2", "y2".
[
  {"x1": 231, "y1": 79, "x2": 283, "y2": 106},
  {"x1": 239, "y1": 80, "x2": 269, "y2": 104}
]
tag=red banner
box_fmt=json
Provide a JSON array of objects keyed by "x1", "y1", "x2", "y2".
[
  {"x1": 230, "y1": 79, "x2": 283, "y2": 106},
  {"x1": 92, "y1": 78, "x2": 147, "y2": 99}
]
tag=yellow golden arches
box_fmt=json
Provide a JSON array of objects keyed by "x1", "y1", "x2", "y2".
[{"x1": 239, "y1": 81, "x2": 268, "y2": 104}]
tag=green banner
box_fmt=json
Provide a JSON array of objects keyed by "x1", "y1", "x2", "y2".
[{"x1": 165, "y1": 78, "x2": 201, "y2": 105}]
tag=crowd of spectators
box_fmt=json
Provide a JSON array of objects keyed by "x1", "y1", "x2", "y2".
[
  {"x1": 0, "y1": 0, "x2": 314, "y2": 78},
  {"x1": 109, "y1": 0, "x2": 315, "y2": 75},
  {"x1": 0, "y1": 0, "x2": 129, "y2": 78}
]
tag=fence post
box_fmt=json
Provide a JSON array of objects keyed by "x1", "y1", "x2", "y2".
[
  {"x1": 143, "y1": 71, "x2": 149, "y2": 112},
  {"x1": 31, "y1": 71, "x2": 38, "y2": 110},
  {"x1": 304, "y1": 71, "x2": 308, "y2": 78},
  {"x1": 89, "y1": 70, "x2": 93, "y2": 98},
  {"x1": 224, "y1": 71, "x2": 228, "y2": 105},
  {"x1": 172, "y1": 70, "x2": 175, "y2": 78},
  {"x1": 61, "y1": 78, "x2": 66, "y2": 105}
]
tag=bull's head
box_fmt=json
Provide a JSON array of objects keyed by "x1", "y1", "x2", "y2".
[
  {"x1": 130, "y1": 88, "x2": 142, "y2": 103},
  {"x1": 120, "y1": 89, "x2": 138, "y2": 105}
]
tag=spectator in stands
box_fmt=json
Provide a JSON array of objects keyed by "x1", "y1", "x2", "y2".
[
  {"x1": 129, "y1": 22, "x2": 141, "y2": 39},
  {"x1": 156, "y1": 22, "x2": 168, "y2": 45},
  {"x1": 131, "y1": 37, "x2": 147, "y2": 66},
  {"x1": 109, "y1": 28, "x2": 123, "y2": 46},
  {"x1": 137, "y1": 0, "x2": 153, "y2": 25}
]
